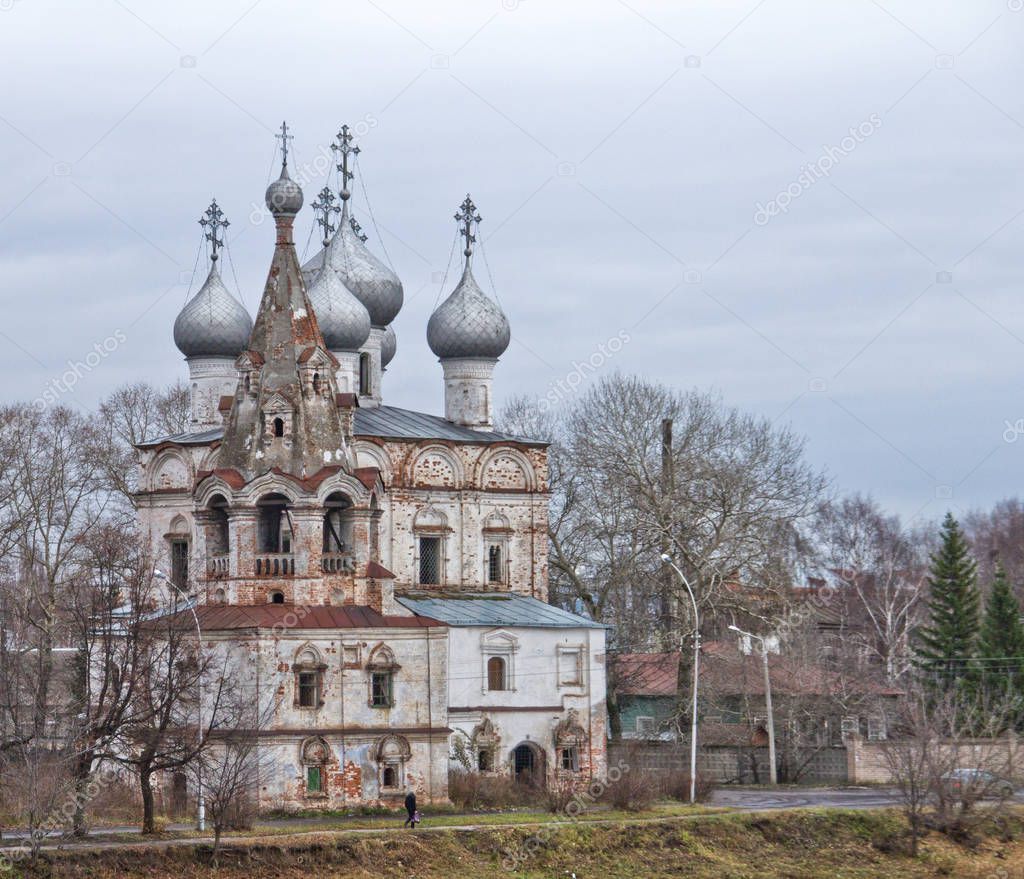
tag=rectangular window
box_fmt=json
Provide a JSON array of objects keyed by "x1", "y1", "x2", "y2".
[
  {"x1": 558, "y1": 647, "x2": 583, "y2": 687},
  {"x1": 298, "y1": 671, "x2": 319, "y2": 708},
  {"x1": 867, "y1": 715, "x2": 887, "y2": 742},
  {"x1": 419, "y1": 537, "x2": 441, "y2": 585},
  {"x1": 170, "y1": 540, "x2": 189, "y2": 588},
  {"x1": 560, "y1": 746, "x2": 580, "y2": 772},
  {"x1": 840, "y1": 716, "x2": 859, "y2": 742},
  {"x1": 306, "y1": 766, "x2": 322, "y2": 793},
  {"x1": 487, "y1": 544, "x2": 503, "y2": 583},
  {"x1": 371, "y1": 671, "x2": 393, "y2": 708},
  {"x1": 635, "y1": 716, "x2": 656, "y2": 737}
]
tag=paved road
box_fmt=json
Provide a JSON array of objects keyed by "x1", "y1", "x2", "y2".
[{"x1": 710, "y1": 786, "x2": 902, "y2": 811}]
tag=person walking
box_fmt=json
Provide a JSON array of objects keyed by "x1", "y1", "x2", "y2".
[{"x1": 403, "y1": 789, "x2": 418, "y2": 828}]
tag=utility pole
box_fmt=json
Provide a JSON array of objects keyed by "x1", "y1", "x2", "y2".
[
  {"x1": 729, "y1": 625, "x2": 777, "y2": 785},
  {"x1": 659, "y1": 418, "x2": 675, "y2": 648}
]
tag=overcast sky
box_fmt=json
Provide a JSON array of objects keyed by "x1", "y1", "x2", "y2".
[{"x1": 1, "y1": 0, "x2": 1022, "y2": 522}]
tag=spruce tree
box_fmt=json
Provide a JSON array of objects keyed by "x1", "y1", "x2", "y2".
[
  {"x1": 916, "y1": 512, "x2": 980, "y2": 691},
  {"x1": 978, "y1": 562, "x2": 1024, "y2": 705}
]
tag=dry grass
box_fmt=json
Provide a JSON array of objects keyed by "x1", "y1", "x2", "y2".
[{"x1": 15, "y1": 808, "x2": 1024, "y2": 878}]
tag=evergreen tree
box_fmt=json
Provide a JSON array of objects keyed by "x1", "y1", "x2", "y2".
[
  {"x1": 978, "y1": 562, "x2": 1024, "y2": 706},
  {"x1": 916, "y1": 512, "x2": 980, "y2": 691}
]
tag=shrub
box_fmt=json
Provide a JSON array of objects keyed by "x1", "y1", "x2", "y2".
[
  {"x1": 658, "y1": 770, "x2": 715, "y2": 803},
  {"x1": 602, "y1": 767, "x2": 657, "y2": 811},
  {"x1": 544, "y1": 778, "x2": 578, "y2": 813},
  {"x1": 448, "y1": 771, "x2": 541, "y2": 810}
]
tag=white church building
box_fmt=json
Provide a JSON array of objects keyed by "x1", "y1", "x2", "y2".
[{"x1": 134, "y1": 123, "x2": 607, "y2": 809}]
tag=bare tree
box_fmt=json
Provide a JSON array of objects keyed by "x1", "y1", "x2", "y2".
[
  {"x1": 963, "y1": 497, "x2": 1024, "y2": 596},
  {"x1": 815, "y1": 495, "x2": 929, "y2": 682}
]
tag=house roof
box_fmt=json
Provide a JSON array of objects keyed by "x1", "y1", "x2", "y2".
[
  {"x1": 139, "y1": 405, "x2": 545, "y2": 449},
  {"x1": 170, "y1": 604, "x2": 443, "y2": 631},
  {"x1": 611, "y1": 652, "x2": 680, "y2": 697},
  {"x1": 396, "y1": 592, "x2": 606, "y2": 629}
]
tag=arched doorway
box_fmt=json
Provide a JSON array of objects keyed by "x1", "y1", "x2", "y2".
[{"x1": 511, "y1": 742, "x2": 545, "y2": 788}]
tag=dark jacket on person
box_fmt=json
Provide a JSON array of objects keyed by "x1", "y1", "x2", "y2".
[{"x1": 405, "y1": 792, "x2": 417, "y2": 815}]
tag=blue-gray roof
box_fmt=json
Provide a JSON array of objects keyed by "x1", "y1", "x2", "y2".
[
  {"x1": 396, "y1": 592, "x2": 606, "y2": 629},
  {"x1": 140, "y1": 405, "x2": 543, "y2": 448}
]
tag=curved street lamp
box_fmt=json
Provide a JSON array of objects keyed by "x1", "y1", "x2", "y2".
[
  {"x1": 728, "y1": 624, "x2": 777, "y2": 785},
  {"x1": 659, "y1": 553, "x2": 700, "y2": 805}
]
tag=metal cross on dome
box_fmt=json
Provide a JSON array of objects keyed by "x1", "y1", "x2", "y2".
[
  {"x1": 331, "y1": 124, "x2": 360, "y2": 201},
  {"x1": 455, "y1": 194, "x2": 482, "y2": 261},
  {"x1": 199, "y1": 199, "x2": 229, "y2": 263},
  {"x1": 276, "y1": 120, "x2": 293, "y2": 167},
  {"x1": 311, "y1": 186, "x2": 340, "y2": 246},
  {"x1": 349, "y1": 216, "x2": 368, "y2": 243}
]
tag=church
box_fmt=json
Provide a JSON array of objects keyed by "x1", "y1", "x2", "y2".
[{"x1": 133, "y1": 124, "x2": 607, "y2": 809}]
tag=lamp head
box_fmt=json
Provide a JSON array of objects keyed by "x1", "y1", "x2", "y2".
[{"x1": 660, "y1": 553, "x2": 671, "y2": 564}]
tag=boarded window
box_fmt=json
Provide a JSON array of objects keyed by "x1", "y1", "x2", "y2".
[
  {"x1": 306, "y1": 766, "x2": 322, "y2": 793},
  {"x1": 487, "y1": 656, "x2": 507, "y2": 691},
  {"x1": 418, "y1": 537, "x2": 441, "y2": 585},
  {"x1": 371, "y1": 671, "x2": 393, "y2": 708}
]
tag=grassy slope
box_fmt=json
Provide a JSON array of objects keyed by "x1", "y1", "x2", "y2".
[{"x1": 20, "y1": 809, "x2": 1024, "y2": 878}]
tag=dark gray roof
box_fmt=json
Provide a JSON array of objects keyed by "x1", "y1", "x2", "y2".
[
  {"x1": 139, "y1": 405, "x2": 544, "y2": 448},
  {"x1": 396, "y1": 592, "x2": 606, "y2": 629},
  {"x1": 355, "y1": 405, "x2": 543, "y2": 445}
]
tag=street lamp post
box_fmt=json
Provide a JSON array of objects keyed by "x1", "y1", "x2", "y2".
[
  {"x1": 659, "y1": 553, "x2": 700, "y2": 805},
  {"x1": 154, "y1": 570, "x2": 205, "y2": 831},
  {"x1": 728, "y1": 625, "x2": 777, "y2": 785}
]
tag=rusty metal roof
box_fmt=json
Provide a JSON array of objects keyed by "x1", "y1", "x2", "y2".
[
  {"x1": 140, "y1": 405, "x2": 545, "y2": 448},
  {"x1": 182, "y1": 603, "x2": 442, "y2": 631}
]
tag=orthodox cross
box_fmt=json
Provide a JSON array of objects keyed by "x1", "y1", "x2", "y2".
[
  {"x1": 349, "y1": 216, "x2": 368, "y2": 243},
  {"x1": 331, "y1": 124, "x2": 360, "y2": 202},
  {"x1": 455, "y1": 194, "x2": 482, "y2": 262},
  {"x1": 276, "y1": 120, "x2": 293, "y2": 168},
  {"x1": 199, "y1": 199, "x2": 229, "y2": 263},
  {"x1": 311, "y1": 186, "x2": 340, "y2": 246}
]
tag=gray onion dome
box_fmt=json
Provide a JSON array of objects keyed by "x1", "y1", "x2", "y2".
[
  {"x1": 381, "y1": 324, "x2": 397, "y2": 368},
  {"x1": 265, "y1": 165, "x2": 303, "y2": 217},
  {"x1": 301, "y1": 218, "x2": 403, "y2": 327},
  {"x1": 306, "y1": 236, "x2": 372, "y2": 352},
  {"x1": 427, "y1": 264, "x2": 510, "y2": 359},
  {"x1": 173, "y1": 265, "x2": 253, "y2": 357}
]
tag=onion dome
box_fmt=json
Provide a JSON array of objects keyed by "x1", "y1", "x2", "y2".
[
  {"x1": 305, "y1": 234, "x2": 372, "y2": 351},
  {"x1": 299, "y1": 124, "x2": 402, "y2": 327},
  {"x1": 265, "y1": 165, "x2": 303, "y2": 217},
  {"x1": 173, "y1": 264, "x2": 253, "y2": 357},
  {"x1": 427, "y1": 195, "x2": 509, "y2": 360},
  {"x1": 381, "y1": 324, "x2": 397, "y2": 368},
  {"x1": 174, "y1": 199, "x2": 252, "y2": 358},
  {"x1": 427, "y1": 264, "x2": 510, "y2": 359}
]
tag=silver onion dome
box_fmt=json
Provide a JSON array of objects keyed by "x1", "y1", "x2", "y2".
[
  {"x1": 301, "y1": 218, "x2": 403, "y2": 327},
  {"x1": 306, "y1": 235, "x2": 372, "y2": 352},
  {"x1": 427, "y1": 264, "x2": 510, "y2": 360},
  {"x1": 173, "y1": 265, "x2": 253, "y2": 358},
  {"x1": 381, "y1": 324, "x2": 397, "y2": 368},
  {"x1": 265, "y1": 165, "x2": 303, "y2": 217}
]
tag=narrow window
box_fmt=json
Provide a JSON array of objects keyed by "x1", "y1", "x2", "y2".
[
  {"x1": 359, "y1": 353, "x2": 371, "y2": 396},
  {"x1": 306, "y1": 766, "x2": 322, "y2": 793},
  {"x1": 560, "y1": 747, "x2": 580, "y2": 772},
  {"x1": 487, "y1": 656, "x2": 506, "y2": 691},
  {"x1": 382, "y1": 765, "x2": 396, "y2": 788},
  {"x1": 312, "y1": 372, "x2": 321, "y2": 395},
  {"x1": 273, "y1": 417, "x2": 284, "y2": 437},
  {"x1": 298, "y1": 671, "x2": 319, "y2": 708},
  {"x1": 478, "y1": 750, "x2": 492, "y2": 771},
  {"x1": 371, "y1": 671, "x2": 393, "y2": 708},
  {"x1": 487, "y1": 544, "x2": 502, "y2": 583},
  {"x1": 170, "y1": 539, "x2": 189, "y2": 588},
  {"x1": 418, "y1": 536, "x2": 441, "y2": 585}
]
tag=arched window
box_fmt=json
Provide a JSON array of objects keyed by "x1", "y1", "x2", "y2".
[
  {"x1": 257, "y1": 493, "x2": 291, "y2": 553},
  {"x1": 294, "y1": 646, "x2": 325, "y2": 709},
  {"x1": 208, "y1": 494, "x2": 230, "y2": 556},
  {"x1": 487, "y1": 656, "x2": 507, "y2": 691},
  {"x1": 359, "y1": 353, "x2": 371, "y2": 396},
  {"x1": 273, "y1": 417, "x2": 285, "y2": 437},
  {"x1": 312, "y1": 372, "x2": 321, "y2": 396},
  {"x1": 322, "y1": 492, "x2": 353, "y2": 554},
  {"x1": 269, "y1": 590, "x2": 285, "y2": 604},
  {"x1": 375, "y1": 735, "x2": 410, "y2": 792},
  {"x1": 301, "y1": 737, "x2": 331, "y2": 797}
]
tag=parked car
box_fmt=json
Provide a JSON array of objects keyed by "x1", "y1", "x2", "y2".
[{"x1": 940, "y1": 768, "x2": 1016, "y2": 799}]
